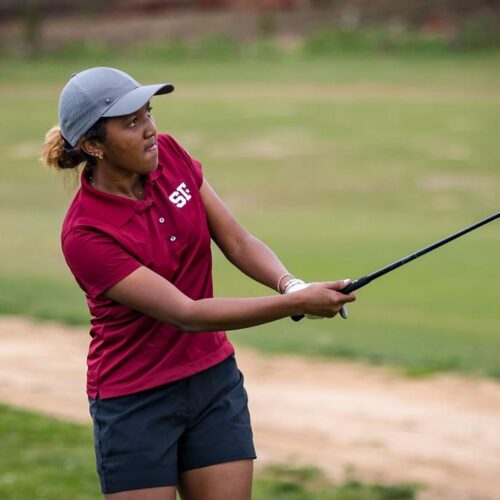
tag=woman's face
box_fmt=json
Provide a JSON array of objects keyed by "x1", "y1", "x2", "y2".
[{"x1": 100, "y1": 102, "x2": 159, "y2": 175}]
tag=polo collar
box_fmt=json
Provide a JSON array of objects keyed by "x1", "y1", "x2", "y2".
[{"x1": 80, "y1": 169, "x2": 154, "y2": 227}]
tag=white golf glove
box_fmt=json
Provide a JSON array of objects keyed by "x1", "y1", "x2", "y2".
[
  {"x1": 284, "y1": 279, "x2": 348, "y2": 319},
  {"x1": 285, "y1": 280, "x2": 321, "y2": 320}
]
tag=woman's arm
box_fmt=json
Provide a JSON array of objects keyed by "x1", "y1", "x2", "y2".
[
  {"x1": 104, "y1": 266, "x2": 354, "y2": 332},
  {"x1": 104, "y1": 178, "x2": 356, "y2": 331},
  {"x1": 200, "y1": 180, "x2": 294, "y2": 293}
]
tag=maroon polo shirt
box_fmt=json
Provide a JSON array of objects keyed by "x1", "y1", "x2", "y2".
[{"x1": 62, "y1": 134, "x2": 234, "y2": 399}]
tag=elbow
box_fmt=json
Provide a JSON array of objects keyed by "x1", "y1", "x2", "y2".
[
  {"x1": 164, "y1": 300, "x2": 206, "y2": 333},
  {"x1": 158, "y1": 298, "x2": 192, "y2": 331},
  {"x1": 223, "y1": 232, "x2": 253, "y2": 264},
  {"x1": 168, "y1": 318, "x2": 196, "y2": 332},
  {"x1": 175, "y1": 318, "x2": 199, "y2": 333}
]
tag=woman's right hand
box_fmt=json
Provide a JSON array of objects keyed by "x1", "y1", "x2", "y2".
[{"x1": 294, "y1": 280, "x2": 356, "y2": 318}]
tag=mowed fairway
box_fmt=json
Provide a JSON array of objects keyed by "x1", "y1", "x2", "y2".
[{"x1": 0, "y1": 54, "x2": 499, "y2": 377}]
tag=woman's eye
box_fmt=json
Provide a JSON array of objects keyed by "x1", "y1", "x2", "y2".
[
  {"x1": 146, "y1": 106, "x2": 153, "y2": 116},
  {"x1": 128, "y1": 118, "x2": 138, "y2": 127}
]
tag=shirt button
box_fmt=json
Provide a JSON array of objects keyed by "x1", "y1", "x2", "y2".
[
  {"x1": 169, "y1": 235, "x2": 176, "y2": 242},
  {"x1": 159, "y1": 217, "x2": 165, "y2": 223}
]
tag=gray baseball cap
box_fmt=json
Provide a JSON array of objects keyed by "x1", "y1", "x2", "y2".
[{"x1": 58, "y1": 67, "x2": 174, "y2": 147}]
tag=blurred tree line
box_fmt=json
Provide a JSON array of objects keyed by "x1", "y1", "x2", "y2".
[
  {"x1": 0, "y1": 0, "x2": 498, "y2": 56},
  {"x1": 2, "y1": 0, "x2": 498, "y2": 17}
]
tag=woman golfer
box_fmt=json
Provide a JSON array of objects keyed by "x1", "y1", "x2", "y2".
[{"x1": 42, "y1": 67, "x2": 355, "y2": 500}]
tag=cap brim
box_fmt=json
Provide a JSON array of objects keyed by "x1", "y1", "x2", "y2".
[{"x1": 101, "y1": 83, "x2": 174, "y2": 118}]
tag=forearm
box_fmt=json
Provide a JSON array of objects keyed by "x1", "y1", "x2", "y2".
[
  {"x1": 224, "y1": 233, "x2": 291, "y2": 292},
  {"x1": 105, "y1": 267, "x2": 353, "y2": 332},
  {"x1": 176, "y1": 293, "x2": 303, "y2": 332},
  {"x1": 106, "y1": 266, "x2": 304, "y2": 332}
]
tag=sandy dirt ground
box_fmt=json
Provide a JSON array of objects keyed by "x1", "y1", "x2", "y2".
[{"x1": 1, "y1": 316, "x2": 500, "y2": 500}]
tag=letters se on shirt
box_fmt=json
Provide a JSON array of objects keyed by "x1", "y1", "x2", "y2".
[{"x1": 169, "y1": 182, "x2": 192, "y2": 208}]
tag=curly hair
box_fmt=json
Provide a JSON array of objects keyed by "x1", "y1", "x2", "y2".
[{"x1": 41, "y1": 118, "x2": 108, "y2": 171}]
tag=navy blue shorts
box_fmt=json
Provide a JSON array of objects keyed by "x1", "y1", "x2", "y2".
[{"x1": 88, "y1": 355, "x2": 256, "y2": 494}]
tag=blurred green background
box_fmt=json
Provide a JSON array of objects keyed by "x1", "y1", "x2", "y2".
[{"x1": 0, "y1": 3, "x2": 499, "y2": 497}]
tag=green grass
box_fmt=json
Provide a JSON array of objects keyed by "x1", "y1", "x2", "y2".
[
  {"x1": 0, "y1": 405, "x2": 99, "y2": 499},
  {"x1": 0, "y1": 53, "x2": 499, "y2": 377},
  {"x1": 254, "y1": 464, "x2": 417, "y2": 499},
  {"x1": 0, "y1": 405, "x2": 417, "y2": 499}
]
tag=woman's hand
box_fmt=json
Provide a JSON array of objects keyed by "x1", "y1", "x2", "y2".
[{"x1": 293, "y1": 280, "x2": 356, "y2": 319}]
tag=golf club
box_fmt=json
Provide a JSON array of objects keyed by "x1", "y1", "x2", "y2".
[{"x1": 292, "y1": 211, "x2": 500, "y2": 321}]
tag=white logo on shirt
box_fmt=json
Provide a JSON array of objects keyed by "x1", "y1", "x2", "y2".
[{"x1": 169, "y1": 182, "x2": 192, "y2": 208}]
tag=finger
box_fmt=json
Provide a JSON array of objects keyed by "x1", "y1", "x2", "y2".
[
  {"x1": 322, "y1": 279, "x2": 352, "y2": 291},
  {"x1": 328, "y1": 289, "x2": 356, "y2": 303},
  {"x1": 341, "y1": 291, "x2": 356, "y2": 302}
]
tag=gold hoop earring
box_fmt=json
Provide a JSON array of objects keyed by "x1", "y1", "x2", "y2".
[{"x1": 93, "y1": 153, "x2": 103, "y2": 160}]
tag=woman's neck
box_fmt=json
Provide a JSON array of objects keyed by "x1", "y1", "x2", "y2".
[{"x1": 89, "y1": 166, "x2": 144, "y2": 200}]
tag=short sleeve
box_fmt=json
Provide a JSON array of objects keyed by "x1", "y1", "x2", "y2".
[
  {"x1": 189, "y1": 157, "x2": 203, "y2": 188},
  {"x1": 62, "y1": 229, "x2": 142, "y2": 299}
]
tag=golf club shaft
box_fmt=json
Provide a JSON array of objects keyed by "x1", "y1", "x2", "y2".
[{"x1": 292, "y1": 211, "x2": 500, "y2": 321}]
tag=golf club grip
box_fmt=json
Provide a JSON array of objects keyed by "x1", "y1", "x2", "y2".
[{"x1": 291, "y1": 277, "x2": 370, "y2": 322}]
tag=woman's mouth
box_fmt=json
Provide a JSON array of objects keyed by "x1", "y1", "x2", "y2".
[{"x1": 145, "y1": 142, "x2": 157, "y2": 154}]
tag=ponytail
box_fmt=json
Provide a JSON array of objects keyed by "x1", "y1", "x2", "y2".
[
  {"x1": 41, "y1": 126, "x2": 87, "y2": 170},
  {"x1": 41, "y1": 118, "x2": 108, "y2": 172}
]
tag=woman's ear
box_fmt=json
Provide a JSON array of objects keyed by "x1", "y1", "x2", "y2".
[{"x1": 80, "y1": 137, "x2": 103, "y2": 160}]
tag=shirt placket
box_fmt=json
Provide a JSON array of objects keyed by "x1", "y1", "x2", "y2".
[{"x1": 155, "y1": 202, "x2": 187, "y2": 258}]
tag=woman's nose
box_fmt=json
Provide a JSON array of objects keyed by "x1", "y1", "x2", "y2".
[{"x1": 145, "y1": 115, "x2": 157, "y2": 136}]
